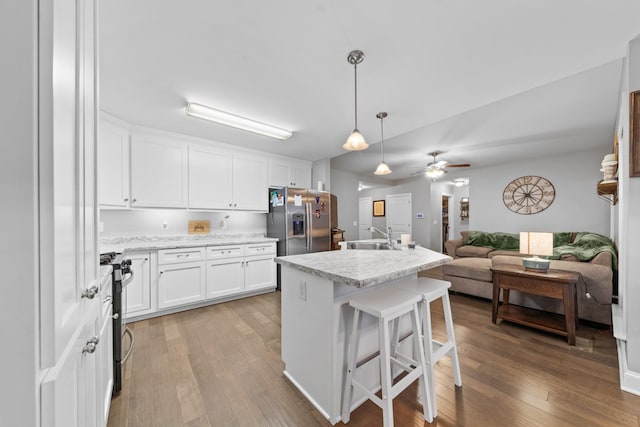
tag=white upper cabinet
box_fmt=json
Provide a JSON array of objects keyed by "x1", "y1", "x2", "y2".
[
  {"x1": 188, "y1": 145, "x2": 234, "y2": 210},
  {"x1": 233, "y1": 154, "x2": 268, "y2": 211},
  {"x1": 97, "y1": 120, "x2": 130, "y2": 208},
  {"x1": 268, "y1": 159, "x2": 311, "y2": 189},
  {"x1": 130, "y1": 135, "x2": 188, "y2": 208}
]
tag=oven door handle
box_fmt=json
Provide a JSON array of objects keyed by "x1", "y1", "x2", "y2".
[
  {"x1": 121, "y1": 327, "x2": 134, "y2": 364},
  {"x1": 121, "y1": 271, "x2": 135, "y2": 288}
]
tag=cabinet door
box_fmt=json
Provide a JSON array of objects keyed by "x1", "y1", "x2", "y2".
[
  {"x1": 268, "y1": 160, "x2": 292, "y2": 187},
  {"x1": 188, "y1": 145, "x2": 233, "y2": 209},
  {"x1": 95, "y1": 305, "x2": 113, "y2": 427},
  {"x1": 232, "y1": 154, "x2": 268, "y2": 211},
  {"x1": 41, "y1": 300, "x2": 101, "y2": 427},
  {"x1": 130, "y1": 136, "x2": 188, "y2": 208},
  {"x1": 206, "y1": 258, "x2": 245, "y2": 298},
  {"x1": 245, "y1": 255, "x2": 276, "y2": 291},
  {"x1": 158, "y1": 262, "x2": 206, "y2": 309},
  {"x1": 125, "y1": 252, "x2": 151, "y2": 315},
  {"x1": 98, "y1": 120, "x2": 129, "y2": 208},
  {"x1": 292, "y1": 165, "x2": 312, "y2": 189}
]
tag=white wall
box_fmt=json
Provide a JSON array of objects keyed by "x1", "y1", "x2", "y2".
[
  {"x1": 312, "y1": 158, "x2": 331, "y2": 192},
  {"x1": 358, "y1": 179, "x2": 432, "y2": 248},
  {"x1": 1, "y1": 2, "x2": 39, "y2": 425},
  {"x1": 330, "y1": 167, "x2": 361, "y2": 241},
  {"x1": 100, "y1": 210, "x2": 266, "y2": 237},
  {"x1": 464, "y1": 148, "x2": 610, "y2": 234}
]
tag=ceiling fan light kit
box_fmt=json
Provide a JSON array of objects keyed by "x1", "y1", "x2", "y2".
[
  {"x1": 374, "y1": 112, "x2": 392, "y2": 175},
  {"x1": 343, "y1": 50, "x2": 369, "y2": 151},
  {"x1": 185, "y1": 102, "x2": 293, "y2": 140}
]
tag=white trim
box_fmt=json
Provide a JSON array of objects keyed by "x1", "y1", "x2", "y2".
[
  {"x1": 616, "y1": 339, "x2": 640, "y2": 396},
  {"x1": 283, "y1": 370, "x2": 336, "y2": 424}
]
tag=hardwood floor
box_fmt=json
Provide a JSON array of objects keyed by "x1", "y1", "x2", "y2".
[{"x1": 108, "y1": 271, "x2": 640, "y2": 427}]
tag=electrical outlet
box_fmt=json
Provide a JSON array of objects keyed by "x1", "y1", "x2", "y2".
[
  {"x1": 298, "y1": 281, "x2": 307, "y2": 301},
  {"x1": 162, "y1": 219, "x2": 168, "y2": 230}
]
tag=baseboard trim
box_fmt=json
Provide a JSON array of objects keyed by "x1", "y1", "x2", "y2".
[
  {"x1": 617, "y1": 339, "x2": 640, "y2": 396},
  {"x1": 282, "y1": 370, "x2": 336, "y2": 424}
]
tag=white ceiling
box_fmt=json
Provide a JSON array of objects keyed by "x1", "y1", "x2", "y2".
[{"x1": 99, "y1": 1, "x2": 640, "y2": 183}]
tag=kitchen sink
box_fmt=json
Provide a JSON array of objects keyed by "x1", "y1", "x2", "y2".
[{"x1": 346, "y1": 241, "x2": 394, "y2": 250}]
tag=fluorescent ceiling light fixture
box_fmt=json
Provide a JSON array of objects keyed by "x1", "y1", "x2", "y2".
[{"x1": 186, "y1": 102, "x2": 293, "y2": 141}]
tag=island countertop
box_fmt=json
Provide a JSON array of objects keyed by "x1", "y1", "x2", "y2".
[
  {"x1": 100, "y1": 233, "x2": 278, "y2": 253},
  {"x1": 275, "y1": 247, "x2": 452, "y2": 288}
]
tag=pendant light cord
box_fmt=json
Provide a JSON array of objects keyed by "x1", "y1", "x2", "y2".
[
  {"x1": 380, "y1": 116, "x2": 385, "y2": 160},
  {"x1": 353, "y1": 63, "x2": 358, "y2": 130}
]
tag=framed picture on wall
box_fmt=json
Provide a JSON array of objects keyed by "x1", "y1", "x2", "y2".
[{"x1": 373, "y1": 200, "x2": 385, "y2": 217}]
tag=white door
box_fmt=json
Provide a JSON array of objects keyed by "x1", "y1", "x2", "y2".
[
  {"x1": 386, "y1": 193, "x2": 412, "y2": 241},
  {"x1": 358, "y1": 197, "x2": 373, "y2": 239}
]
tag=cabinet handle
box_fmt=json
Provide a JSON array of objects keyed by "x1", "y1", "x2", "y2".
[
  {"x1": 103, "y1": 295, "x2": 112, "y2": 303},
  {"x1": 132, "y1": 198, "x2": 137, "y2": 203},
  {"x1": 160, "y1": 271, "x2": 164, "y2": 275},
  {"x1": 144, "y1": 258, "x2": 148, "y2": 261},
  {"x1": 81, "y1": 285, "x2": 99, "y2": 300},
  {"x1": 124, "y1": 198, "x2": 129, "y2": 202},
  {"x1": 229, "y1": 203, "x2": 232, "y2": 207},
  {"x1": 82, "y1": 336, "x2": 100, "y2": 354},
  {"x1": 112, "y1": 313, "x2": 120, "y2": 320}
]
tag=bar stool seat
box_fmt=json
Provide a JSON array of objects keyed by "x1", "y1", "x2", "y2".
[
  {"x1": 341, "y1": 286, "x2": 434, "y2": 427},
  {"x1": 394, "y1": 277, "x2": 462, "y2": 418}
]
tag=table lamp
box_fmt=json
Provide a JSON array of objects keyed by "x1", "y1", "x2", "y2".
[{"x1": 519, "y1": 232, "x2": 554, "y2": 272}]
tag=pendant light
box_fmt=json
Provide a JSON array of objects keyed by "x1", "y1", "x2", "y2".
[
  {"x1": 374, "y1": 112, "x2": 392, "y2": 175},
  {"x1": 343, "y1": 50, "x2": 369, "y2": 151}
]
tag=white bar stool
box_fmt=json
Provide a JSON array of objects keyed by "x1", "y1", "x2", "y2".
[
  {"x1": 394, "y1": 277, "x2": 462, "y2": 418},
  {"x1": 341, "y1": 286, "x2": 434, "y2": 427}
]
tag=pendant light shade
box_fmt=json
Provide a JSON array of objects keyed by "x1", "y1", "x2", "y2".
[
  {"x1": 374, "y1": 112, "x2": 392, "y2": 175},
  {"x1": 343, "y1": 50, "x2": 369, "y2": 151}
]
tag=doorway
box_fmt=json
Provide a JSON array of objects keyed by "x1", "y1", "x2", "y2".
[
  {"x1": 358, "y1": 197, "x2": 372, "y2": 239},
  {"x1": 441, "y1": 194, "x2": 452, "y2": 252}
]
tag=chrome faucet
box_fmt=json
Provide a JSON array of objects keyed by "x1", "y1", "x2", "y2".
[{"x1": 369, "y1": 226, "x2": 393, "y2": 246}]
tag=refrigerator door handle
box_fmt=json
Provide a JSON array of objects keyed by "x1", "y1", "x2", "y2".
[{"x1": 306, "y1": 202, "x2": 312, "y2": 252}]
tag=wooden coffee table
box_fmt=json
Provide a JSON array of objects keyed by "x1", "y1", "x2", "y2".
[{"x1": 491, "y1": 264, "x2": 580, "y2": 345}]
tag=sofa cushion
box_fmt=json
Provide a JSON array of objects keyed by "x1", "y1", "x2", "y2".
[
  {"x1": 488, "y1": 250, "x2": 527, "y2": 258},
  {"x1": 442, "y1": 257, "x2": 493, "y2": 282},
  {"x1": 457, "y1": 245, "x2": 493, "y2": 258},
  {"x1": 464, "y1": 231, "x2": 520, "y2": 250}
]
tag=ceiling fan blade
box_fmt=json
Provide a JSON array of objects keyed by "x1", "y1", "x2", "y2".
[
  {"x1": 444, "y1": 163, "x2": 471, "y2": 168},
  {"x1": 434, "y1": 160, "x2": 448, "y2": 167}
]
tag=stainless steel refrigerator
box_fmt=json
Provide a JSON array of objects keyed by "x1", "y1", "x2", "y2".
[{"x1": 267, "y1": 187, "x2": 331, "y2": 288}]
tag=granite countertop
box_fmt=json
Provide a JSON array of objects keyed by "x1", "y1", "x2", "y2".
[
  {"x1": 275, "y1": 246, "x2": 452, "y2": 288},
  {"x1": 100, "y1": 233, "x2": 278, "y2": 253}
]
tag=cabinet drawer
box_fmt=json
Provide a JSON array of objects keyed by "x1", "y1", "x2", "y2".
[
  {"x1": 158, "y1": 247, "x2": 205, "y2": 264},
  {"x1": 207, "y1": 245, "x2": 245, "y2": 259},
  {"x1": 245, "y1": 243, "x2": 276, "y2": 256}
]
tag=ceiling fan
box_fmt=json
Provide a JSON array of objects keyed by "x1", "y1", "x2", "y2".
[{"x1": 411, "y1": 152, "x2": 471, "y2": 178}]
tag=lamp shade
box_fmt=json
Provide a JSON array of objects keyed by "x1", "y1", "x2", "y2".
[
  {"x1": 519, "y1": 232, "x2": 554, "y2": 256},
  {"x1": 374, "y1": 161, "x2": 392, "y2": 175},
  {"x1": 343, "y1": 130, "x2": 368, "y2": 151}
]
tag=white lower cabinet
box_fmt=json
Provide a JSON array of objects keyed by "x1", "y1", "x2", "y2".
[
  {"x1": 124, "y1": 251, "x2": 151, "y2": 316},
  {"x1": 158, "y1": 248, "x2": 206, "y2": 309},
  {"x1": 158, "y1": 261, "x2": 206, "y2": 309},
  {"x1": 95, "y1": 304, "x2": 113, "y2": 427},
  {"x1": 206, "y1": 242, "x2": 276, "y2": 298},
  {"x1": 245, "y1": 255, "x2": 276, "y2": 291},
  {"x1": 206, "y1": 257, "x2": 245, "y2": 298}
]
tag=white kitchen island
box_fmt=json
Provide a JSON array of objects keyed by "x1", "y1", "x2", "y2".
[{"x1": 275, "y1": 247, "x2": 451, "y2": 424}]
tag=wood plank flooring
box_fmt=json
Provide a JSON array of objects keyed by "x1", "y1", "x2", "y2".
[{"x1": 108, "y1": 269, "x2": 640, "y2": 427}]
